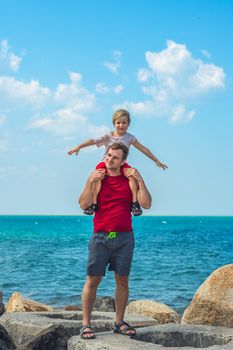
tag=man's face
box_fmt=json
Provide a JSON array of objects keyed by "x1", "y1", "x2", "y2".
[{"x1": 105, "y1": 148, "x2": 125, "y2": 171}]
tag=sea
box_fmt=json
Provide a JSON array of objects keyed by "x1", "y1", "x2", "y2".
[{"x1": 0, "y1": 215, "x2": 233, "y2": 315}]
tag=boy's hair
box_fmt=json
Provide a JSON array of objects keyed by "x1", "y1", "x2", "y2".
[
  {"x1": 112, "y1": 109, "x2": 131, "y2": 125},
  {"x1": 107, "y1": 142, "x2": 129, "y2": 161}
]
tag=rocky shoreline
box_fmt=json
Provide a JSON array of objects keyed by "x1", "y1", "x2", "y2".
[{"x1": 1, "y1": 264, "x2": 233, "y2": 349}]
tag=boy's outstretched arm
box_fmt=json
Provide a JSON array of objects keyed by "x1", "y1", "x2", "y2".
[
  {"x1": 68, "y1": 139, "x2": 95, "y2": 156},
  {"x1": 132, "y1": 140, "x2": 168, "y2": 170}
]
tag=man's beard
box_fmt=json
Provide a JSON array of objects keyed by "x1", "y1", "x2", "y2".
[{"x1": 106, "y1": 162, "x2": 118, "y2": 170}]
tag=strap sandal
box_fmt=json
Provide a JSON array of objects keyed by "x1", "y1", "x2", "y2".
[
  {"x1": 80, "y1": 324, "x2": 96, "y2": 339},
  {"x1": 83, "y1": 203, "x2": 98, "y2": 215},
  {"x1": 132, "y1": 201, "x2": 143, "y2": 216},
  {"x1": 113, "y1": 320, "x2": 136, "y2": 336}
]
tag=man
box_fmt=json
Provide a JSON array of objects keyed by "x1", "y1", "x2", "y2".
[{"x1": 79, "y1": 142, "x2": 152, "y2": 339}]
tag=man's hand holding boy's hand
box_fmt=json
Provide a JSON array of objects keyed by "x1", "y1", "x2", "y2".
[
  {"x1": 124, "y1": 168, "x2": 143, "y2": 183},
  {"x1": 88, "y1": 170, "x2": 106, "y2": 184}
]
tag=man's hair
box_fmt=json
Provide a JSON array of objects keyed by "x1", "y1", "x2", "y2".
[
  {"x1": 112, "y1": 109, "x2": 131, "y2": 125},
  {"x1": 106, "y1": 142, "x2": 129, "y2": 161}
]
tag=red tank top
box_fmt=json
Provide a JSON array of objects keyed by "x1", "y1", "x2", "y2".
[{"x1": 93, "y1": 174, "x2": 132, "y2": 232}]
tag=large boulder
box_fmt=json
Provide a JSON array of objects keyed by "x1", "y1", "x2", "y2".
[
  {"x1": 182, "y1": 264, "x2": 233, "y2": 327},
  {"x1": 0, "y1": 324, "x2": 15, "y2": 350},
  {"x1": 6, "y1": 292, "x2": 53, "y2": 312},
  {"x1": 126, "y1": 300, "x2": 181, "y2": 324},
  {"x1": 93, "y1": 296, "x2": 115, "y2": 312}
]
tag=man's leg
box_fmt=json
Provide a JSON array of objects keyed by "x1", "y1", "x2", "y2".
[
  {"x1": 82, "y1": 275, "x2": 102, "y2": 337},
  {"x1": 114, "y1": 273, "x2": 129, "y2": 323}
]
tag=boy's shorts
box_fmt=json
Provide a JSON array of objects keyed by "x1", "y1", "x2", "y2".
[
  {"x1": 87, "y1": 231, "x2": 135, "y2": 276},
  {"x1": 96, "y1": 161, "x2": 131, "y2": 176}
]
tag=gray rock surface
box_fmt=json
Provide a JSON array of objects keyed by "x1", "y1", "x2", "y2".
[
  {"x1": 2, "y1": 310, "x2": 233, "y2": 350},
  {"x1": 0, "y1": 324, "x2": 15, "y2": 350},
  {"x1": 93, "y1": 296, "x2": 115, "y2": 312},
  {"x1": 0, "y1": 311, "x2": 157, "y2": 349},
  {"x1": 133, "y1": 324, "x2": 233, "y2": 348},
  {"x1": 0, "y1": 291, "x2": 5, "y2": 316},
  {"x1": 68, "y1": 324, "x2": 233, "y2": 350}
]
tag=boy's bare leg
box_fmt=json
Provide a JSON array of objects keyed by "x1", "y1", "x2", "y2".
[
  {"x1": 128, "y1": 176, "x2": 139, "y2": 203},
  {"x1": 92, "y1": 179, "x2": 102, "y2": 204},
  {"x1": 82, "y1": 275, "x2": 102, "y2": 337}
]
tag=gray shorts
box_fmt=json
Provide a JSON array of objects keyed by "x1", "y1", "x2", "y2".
[{"x1": 87, "y1": 231, "x2": 135, "y2": 276}]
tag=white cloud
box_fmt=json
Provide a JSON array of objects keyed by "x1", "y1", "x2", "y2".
[
  {"x1": 103, "y1": 50, "x2": 122, "y2": 74},
  {"x1": 29, "y1": 108, "x2": 88, "y2": 135},
  {"x1": 54, "y1": 72, "x2": 96, "y2": 111},
  {"x1": 137, "y1": 68, "x2": 152, "y2": 82},
  {"x1": 129, "y1": 40, "x2": 226, "y2": 123},
  {"x1": 170, "y1": 105, "x2": 195, "y2": 124},
  {"x1": 95, "y1": 82, "x2": 110, "y2": 94},
  {"x1": 95, "y1": 83, "x2": 124, "y2": 95},
  {"x1": 114, "y1": 85, "x2": 124, "y2": 94},
  {"x1": 0, "y1": 39, "x2": 22, "y2": 72},
  {"x1": 113, "y1": 100, "x2": 156, "y2": 116},
  {"x1": 191, "y1": 62, "x2": 225, "y2": 91},
  {"x1": 0, "y1": 76, "x2": 50, "y2": 107}
]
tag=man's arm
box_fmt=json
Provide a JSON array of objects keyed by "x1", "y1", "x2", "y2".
[
  {"x1": 79, "y1": 170, "x2": 105, "y2": 209},
  {"x1": 126, "y1": 168, "x2": 152, "y2": 209}
]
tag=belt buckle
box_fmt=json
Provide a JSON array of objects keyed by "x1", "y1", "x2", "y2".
[{"x1": 107, "y1": 231, "x2": 118, "y2": 239}]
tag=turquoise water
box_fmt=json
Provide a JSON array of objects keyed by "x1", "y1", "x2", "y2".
[{"x1": 0, "y1": 216, "x2": 233, "y2": 314}]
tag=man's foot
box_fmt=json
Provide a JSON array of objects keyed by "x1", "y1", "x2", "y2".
[
  {"x1": 80, "y1": 324, "x2": 96, "y2": 339},
  {"x1": 113, "y1": 320, "x2": 136, "y2": 336},
  {"x1": 132, "y1": 201, "x2": 142, "y2": 216},
  {"x1": 83, "y1": 203, "x2": 98, "y2": 215}
]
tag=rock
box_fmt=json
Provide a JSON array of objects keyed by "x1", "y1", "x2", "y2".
[
  {"x1": 126, "y1": 300, "x2": 181, "y2": 324},
  {"x1": 93, "y1": 296, "x2": 115, "y2": 312},
  {"x1": 0, "y1": 311, "x2": 157, "y2": 349},
  {"x1": 0, "y1": 291, "x2": 5, "y2": 316},
  {"x1": 63, "y1": 305, "x2": 82, "y2": 311},
  {"x1": 17, "y1": 324, "x2": 70, "y2": 350},
  {"x1": 68, "y1": 324, "x2": 233, "y2": 350},
  {"x1": 6, "y1": 292, "x2": 53, "y2": 312},
  {"x1": 0, "y1": 324, "x2": 15, "y2": 350},
  {"x1": 182, "y1": 264, "x2": 233, "y2": 327}
]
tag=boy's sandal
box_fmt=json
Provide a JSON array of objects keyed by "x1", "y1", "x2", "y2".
[
  {"x1": 113, "y1": 320, "x2": 136, "y2": 336},
  {"x1": 80, "y1": 324, "x2": 96, "y2": 339},
  {"x1": 132, "y1": 201, "x2": 143, "y2": 216},
  {"x1": 83, "y1": 203, "x2": 98, "y2": 215}
]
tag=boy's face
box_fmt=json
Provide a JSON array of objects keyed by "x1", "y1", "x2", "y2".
[{"x1": 114, "y1": 116, "x2": 129, "y2": 134}]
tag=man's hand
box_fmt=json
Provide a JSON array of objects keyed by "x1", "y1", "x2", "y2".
[
  {"x1": 124, "y1": 168, "x2": 143, "y2": 182},
  {"x1": 88, "y1": 169, "x2": 106, "y2": 184}
]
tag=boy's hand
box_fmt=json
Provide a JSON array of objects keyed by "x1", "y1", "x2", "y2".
[
  {"x1": 156, "y1": 161, "x2": 168, "y2": 170},
  {"x1": 68, "y1": 148, "x2": 79, "y2": 156}
]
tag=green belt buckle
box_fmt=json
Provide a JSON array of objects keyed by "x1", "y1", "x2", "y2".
[{"x1": 107, "y1": 231, "x2": 118, "y2": 239}]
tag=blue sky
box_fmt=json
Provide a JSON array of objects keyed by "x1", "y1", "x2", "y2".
[{"x1": 0, "y1": 0, "x2": 232, "y2": 215}]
